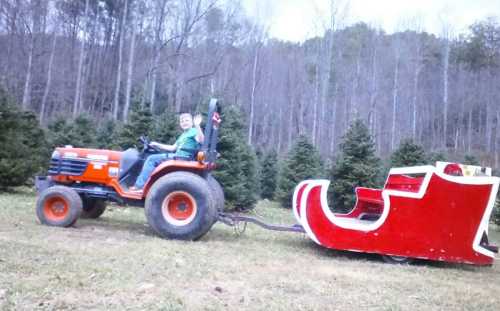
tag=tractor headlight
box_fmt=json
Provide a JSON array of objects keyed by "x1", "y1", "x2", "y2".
[{"x1": 51, "y1": 150, "x2": 60, "y2": 159}]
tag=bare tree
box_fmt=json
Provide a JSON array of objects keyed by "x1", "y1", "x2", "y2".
[
  {"x1": 112, "y1": 0, "x2": 129, "y2": 120},
  {"x1": 73, "y1": 0, "x2": 89, "y2": 118}
]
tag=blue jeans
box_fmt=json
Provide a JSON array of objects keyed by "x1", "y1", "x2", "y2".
[{"x1": 134, "y1": 153, "x2": 173, "y2": 189}]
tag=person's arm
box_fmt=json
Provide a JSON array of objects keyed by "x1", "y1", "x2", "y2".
[
  {"x1": 193, "y1": 114, "x2": 204, "y2": 143},
  {"x1": 150, "y1": 142, "x2": 177, "y2": 152}
]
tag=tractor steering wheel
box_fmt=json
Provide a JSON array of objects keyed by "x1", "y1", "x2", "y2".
[{"x1": 139, "y1": 136, "x2": 161, "y2": 153}]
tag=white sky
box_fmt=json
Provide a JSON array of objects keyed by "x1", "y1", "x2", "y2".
[{"x1": 243, "y1": 0, "x2": 500, "y2": 42}]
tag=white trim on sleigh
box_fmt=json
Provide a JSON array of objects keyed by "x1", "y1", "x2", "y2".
[{"x1": 296, "y1": 165, "x2": 499, "y2": 258}]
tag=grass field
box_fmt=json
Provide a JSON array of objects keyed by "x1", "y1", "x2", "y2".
[{"x1": 1, "y1": 188, "x2": 500, "y2": 310}]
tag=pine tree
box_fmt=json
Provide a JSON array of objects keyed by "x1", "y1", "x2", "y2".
[
  {"x1": 493, "y1": 200, "x2": 500, "y2": 225},
  {"x1": 260, "y1": 150, "x2": 279, "y2": 200},
  {"x1": 117, "y1": 102, "x2": 153, "y2": 149},
  {"x1": 390, "y1": 139, "x2": 427, "y2": 167},
  {"x1": 47, "y1": 118, "x2": 74, "y2": 148},
  {"x1": 427, "y1": 152, "x2": 446, "y2": 165},
  {"x1": 276, "y1": 135, "x2": 323, "y2": 208},
  {"x1": 96, "y1": 119, "x2": 120, "y2": 150},
  {"x1": 151, "y1": 109, "x2": 179, "y2": 145},
  {"x1": 73, "y1": 115, "x2": 97, "y2": 147},
  {"x1": 0, "y1": 89, "x2": 48, "y2": 189},
  {"x1": 464, "y1": 154, "x2": 480, "y2": 165},
  {"x1": 212, "y1": 105, "x2": 258, "y2": 210},
  {"x1": 47, "y1": 115, "x2": 97, "y2": 149},
  {"x1": 330, "y1": 119, "x2": 381, "y2": 212}
]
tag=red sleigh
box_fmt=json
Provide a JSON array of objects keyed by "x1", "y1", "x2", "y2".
[{"x1": 293, "y1": 162, "x2": 499, "y2": 265}]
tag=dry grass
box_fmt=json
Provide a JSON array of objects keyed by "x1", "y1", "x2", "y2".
[{"x1": 1, "y1": 188, "x2": 500, "y2": 310}]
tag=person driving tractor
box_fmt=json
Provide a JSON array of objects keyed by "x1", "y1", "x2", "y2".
[{"x1": 129, "y1": 113, "x2": 205, "y2": 192}]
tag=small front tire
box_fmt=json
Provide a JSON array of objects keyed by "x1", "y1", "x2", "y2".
[
  {"x1": 36, "y1": 186, "x2": 83, "y2": 227},
  {"x1": 81, "y1": 198, "x2": 106, "y2": 219}
]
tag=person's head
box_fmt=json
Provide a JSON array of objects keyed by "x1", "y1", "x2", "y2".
[{"x1": 179, "y1": 113, "x2": 193, "y2": 130}]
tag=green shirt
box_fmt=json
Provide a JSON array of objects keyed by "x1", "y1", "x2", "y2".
[{"x1": 175, "y1": 127, "x2": 200, "y2": 157}]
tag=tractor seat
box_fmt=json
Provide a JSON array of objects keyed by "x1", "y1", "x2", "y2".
[{"x1": 172, "y1": 147, "x2": 200, "y2": 161}]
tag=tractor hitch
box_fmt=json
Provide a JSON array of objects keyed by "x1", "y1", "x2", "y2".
[{"x1": 218, "y1": 212, "x2": 305, "y2": 234}]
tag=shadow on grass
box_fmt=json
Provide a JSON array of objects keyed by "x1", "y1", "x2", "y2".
[
  {"x1": 287, "y1": 239, "x2": 494, "y2": 270},
  {"x1": 75, "y1": 215, "x2": 158, "y2": 238}
]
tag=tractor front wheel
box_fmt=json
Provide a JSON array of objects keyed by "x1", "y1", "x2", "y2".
[
  {"x1": 36, "y1": 186, "x2": 83, "y2": 227},
  {"x1": 81, "y1": 198, "x2": 106, "y2": 219},
  {"x1": 145, "y1": 172, "x2": 217, "y2": 240}
]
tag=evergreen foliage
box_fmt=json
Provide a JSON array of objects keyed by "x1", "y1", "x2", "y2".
[
  {"x1": 117, "y1": 102, "x2": 153, "y2": 149},
  {"x1": 259, "y1": 150, "x2": 279, "y2": 200},
  {"x1": 427, "y1": 152, "x2": 446, "y2": 165},
  {"x1": 493, "y1": 200, "x2": 500, "y2": 225},
  {"x1": 212, "y1": 105, "x2": 259, "y2": 210},
  {"x1": 330, "y1": 119, "x2": 381, "y2": 212},
  {"x1": 464, "y1": 154, "x2": 480, "y2": 165},
  {"x1": 47, "y1": 115, "x2": 97, "y2": 148},
  {"x1": 0, "y1": 90, "x2": 48, "y2": 189},
  {"x1": 151, "y1": 109, "x2": 180, "y2": 145},
  {"x1": 276, "y1": 135, "x2": 323, "y2": 208},
  {"x1": 390, "y1": 139, "x2": 427, "y2": 167},
  {"x1": 96, "y1": 119, "x2": 120, "y2": 150}
]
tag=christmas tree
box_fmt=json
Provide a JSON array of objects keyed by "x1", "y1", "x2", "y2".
[
  {"x1": 330, "y1": 119, "x2": 381, "y2": 212},
  {"x1": 0, "y1": 89, "x2": 48, "y2": 189},
  {"x1": 390, "y1": 139, "x2": 427, "y2": 167},
  {"x1": 276, "y1": 135, "x2": 323, "y2": 208},
  {"x1": 117, "y1": 102, "x2": 153, "y2": 149},
  {"x1": 260, "y1": 150, "x2": 279, "y2": 200},
  {"x1": 212, "y1": 104, "x2": 258, "y2": 210}
]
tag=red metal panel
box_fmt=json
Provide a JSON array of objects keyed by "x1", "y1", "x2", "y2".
[{"x1": 294, "y1": 169, "x2": 498, "y2": 265}]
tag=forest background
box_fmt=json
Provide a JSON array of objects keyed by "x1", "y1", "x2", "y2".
[{"x1": 1, "y1": 0, "x2": 499, "y2": 222}]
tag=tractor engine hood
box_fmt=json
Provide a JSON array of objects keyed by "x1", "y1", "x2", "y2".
[
  {"x1": 52, "y1": 147, "x2": 123, "y2": 163},
  {"x1": 49, "y1": 147, "x2": 123, "y2": 179}
]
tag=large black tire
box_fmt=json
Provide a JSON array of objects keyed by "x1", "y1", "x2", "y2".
[
  {"x1": 36, "y1": 186, "x2": 83, "y2": 227},
  {"x1": 207, "y1": 174, "x2": 225, "y2": 212},
  {"x1": 81, "y1": 198, "x2": 106, "y2": 219},
  {"x1": 145, "y1": 171, "x2": 217, "y2": 240}
]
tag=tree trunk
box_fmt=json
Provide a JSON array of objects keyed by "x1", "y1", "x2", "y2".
[
  {"x1": 40, "y1": 32, "x2": 57, "y2": 124},
  {"x1": 496, "y1": 111, "x2": 500, "y2": 168},
  {"x1": 149, "y1": 52, "x2": 159, "y2": 111},
  {"x1": 248, "y1": 45, "x2": 260, "y2": 145},
  {"x1": 21, "y1": 34, "x2": 34, "y2": 110},
  {"x1": 277, "y1": 102, "x2": 283, "y2": 153},
  {"x1": 467, "y1": 108, "x2": 473, "y2": 153},
  {"x1": 112, "y1": 0, "x2": 128, "y2": 120},
  {"x1": 442, "y1": 39, "x2": 450, "y2": 147},
  {"x1": 312, "y1": 63, "x2": 319, "y2": 145},
  {"x1": 329, "y1": 83, "x2": 338, "y2": 154},
  {"x1": 369, "y1": 43, "x2": 378, "y2": 137},
  {"x1": 391, "y1": 53, "x2": 400, "y2": 150},
  {"x1": 124, "y1": 19, "x2": 136, "y2": 121},
  {"x1": 73, "y1": 0, "x2": 89, "y2": 118}
]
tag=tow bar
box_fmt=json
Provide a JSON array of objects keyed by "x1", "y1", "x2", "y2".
[{"x1": 218, "y1": 212, "x2": 305, "y2": 234}]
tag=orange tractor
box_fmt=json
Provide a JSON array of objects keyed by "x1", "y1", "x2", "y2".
[{"x1": 35, "y1": 99, "x2": 224, "y2": 240}]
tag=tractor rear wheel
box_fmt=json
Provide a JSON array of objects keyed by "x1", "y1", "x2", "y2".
[
  {"x1": 36, "y1": 186, "x2": 83, "y2": 227},
  {"x1": 207, "y1": 174, "x2": 225, "y2": 212},
  {"x1": 81, "y1": 198, "x2": 106, "y2": 219},
  {"x1": 145, "y1": 172, "x2": 217, "y2": 240}
]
